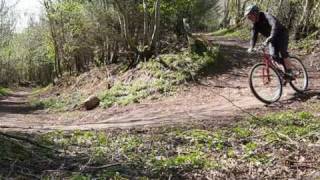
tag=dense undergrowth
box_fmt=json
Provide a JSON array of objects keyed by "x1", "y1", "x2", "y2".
[
  {"x1": 1, "y1": 111, "x2": 319, "y2": 179},
  {"x1": 33, "y1": 47, "x2": 221, "y2": 111}
]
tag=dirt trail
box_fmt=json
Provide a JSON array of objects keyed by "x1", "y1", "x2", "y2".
[{"x1": 1, "y1": 39, "x2": 320, "y2": 132}]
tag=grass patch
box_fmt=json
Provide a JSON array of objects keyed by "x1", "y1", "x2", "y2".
[
  {"x1": 211, "y1": 28, "x2": 237, "y2": 36},
  {"x1": 0, "y1": 87, "x2": 10, "y2": 96},
  {"x1": 99, "y1": 48, "x2": 221, "y2": 108},
  {"x1": 30, "y1": 92, "x2": 85, "y2": 111},
  {"x1": 31, "y1": 85, "x2": 52, "y2": 95},
  {"x1": 212, "y1": 26, "x2": 251, "y2": 40},
  {"x1": 2, "y1": 111, "x2": 319, "y2": 179},
  {"x1": 99, "y1": 80, "x2": 164, "y2": 108},
  {"x1": 223, "y1": 27, "x2": 251, "y2": 40}
]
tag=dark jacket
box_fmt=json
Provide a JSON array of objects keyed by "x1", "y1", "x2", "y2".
[{"x1": 250, "y1": 12, "x2": 287, "y2": 48}]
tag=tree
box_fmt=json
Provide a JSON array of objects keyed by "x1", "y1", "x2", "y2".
[
  {"x1": 113, "y1": 0, "x2": 161, "y2": 63},
  {"x1": 0, "y1": 0, "x2": 16, "y2": 85}
]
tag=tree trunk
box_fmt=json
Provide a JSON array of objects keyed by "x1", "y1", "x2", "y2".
[
  {"x1": 295, "y1": 0, "x2": 314, "y2": 39},
  {"x1": 303, "y1": 0, "x2": 314, "y2": 33},
  {"x1": 149, "y1": 0, "x2": 161, "y2": 55},
  {"x1": 44, "y1": 0, "x2": 62, "y2": 77},
  {"x1": 143, "y1": 0, "x2": 148, "y2": 47},
  {"x1": 235, "y1": 0, "x2": 241, "y2": 25},
  {"x1": 221, "y1": 0, "x2": 230, "y2": 28}
]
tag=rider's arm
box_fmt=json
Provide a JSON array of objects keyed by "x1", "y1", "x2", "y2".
[
  {"x1": 250, "y1": 26, "x2": 258, "y2": 49},
  {"x1": 265, "y1": 13, "x2": 277, "y2": 41}
]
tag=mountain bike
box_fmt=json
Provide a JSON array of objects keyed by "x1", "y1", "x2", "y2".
[{"x1": 248, "y1": 44, "x2": 309, "y2": 104}]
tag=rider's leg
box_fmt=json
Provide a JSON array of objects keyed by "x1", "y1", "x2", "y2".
[
  {"x1": 269, "y1": 42, "x2": 293, "y2": 82},
  {"x1": 268, "y1": 42, "x2": 283, "y2": 66},
  {"x1": 281, "y1": 53, "x2": 294, "y2": 79},
  {"x1": 279, "y1": 32, "x2": 291, "y2": 72},
  {"x1": 280, "y1": 50, "x2": 292, "y2": 72},
  {"x1": 283, "y1": 58, "x2": 293, "y2": 71},
  {"x1": 269, "y1": 40, "x2": 292, "y2": 73}
]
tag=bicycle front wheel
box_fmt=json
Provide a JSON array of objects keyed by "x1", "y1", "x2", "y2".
[
  {"x1": 249, "y1": 63, "x2": 283, "y2": 104},
  {"x1": 288, "y1": 56, "x2": 308, "y2": 93}
]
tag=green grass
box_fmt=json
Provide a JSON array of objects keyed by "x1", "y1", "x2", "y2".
[
  {"x1": 99, "y1": 80, "x2": 163, "y2": 108},
  {"x1": 224, "y1": 27, "x2": 251, "y2": 40},
  {"x1": 212, "y1": 26, "x2": 251, "y2": 40},
  {"x1": 30, "y1": 92, "x2": 85, "y2": 111},
  {"x1": 2, "y1": 111, "x2": 319, "y2": 179},
  {"x1": 0, "y1": 87, "x2": 10, "y2": 96},
  {"x1": 99, "y1": 48, "x2": 221, "y2": 108},
  {"x1": 211, "y1": 28, "x2": 237, "y2": 36},
  {"x1": 31, "y1": 85, "x2": 52, "y2": 95}
]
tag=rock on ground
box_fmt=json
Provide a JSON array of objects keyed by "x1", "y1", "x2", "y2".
[{"x1": 83, "y1": 95, "x2": 100, "y2": 110}]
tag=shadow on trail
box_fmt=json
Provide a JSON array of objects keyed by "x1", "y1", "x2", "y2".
[
  {"x1": 202, "y1": 40, "x2": 260, "y2": 76},
  {"x1": 0, "y1": 102, "x2": 42, "y2": 114},
  {"x1": 0, "y1": 92, "x2": 43, "y2": 115},
  {"x1": 263, "y1": 91, "x2": 320, "y2": 110},
  {"x1": 284, "y1": 91, "x2": 320, "y2": 104},
  {"x1": 195, "y1": 40, "x2": 261, "y2": 91}
]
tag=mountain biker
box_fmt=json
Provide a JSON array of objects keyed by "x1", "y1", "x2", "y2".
[{"x1": 245, "y1": 5, "x2": 293, "y2": 79}]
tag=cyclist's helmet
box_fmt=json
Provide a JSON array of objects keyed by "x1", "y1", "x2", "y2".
[{"x1": 245, "y1": 4, "x2": 260, "y2": 16}]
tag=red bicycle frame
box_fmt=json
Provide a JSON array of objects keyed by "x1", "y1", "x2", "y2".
[{"x1": 262, "y1": 48, "x2": 273, "y2": 85}]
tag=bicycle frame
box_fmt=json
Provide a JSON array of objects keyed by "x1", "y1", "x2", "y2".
[
  {"x1": 249, "y1": 44, "x2": 308, "y2": 104},
  {"x1": 262, "y1": 48, "x2": 274, "y2": 85}
]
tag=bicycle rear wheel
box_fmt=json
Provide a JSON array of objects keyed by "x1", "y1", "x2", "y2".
[
  {"x1": 288, "y1": 56, "x2": 308, "y2": 93},
  {"x1": 249, "y1": 63, "x2": 283, "y2": 104}
]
